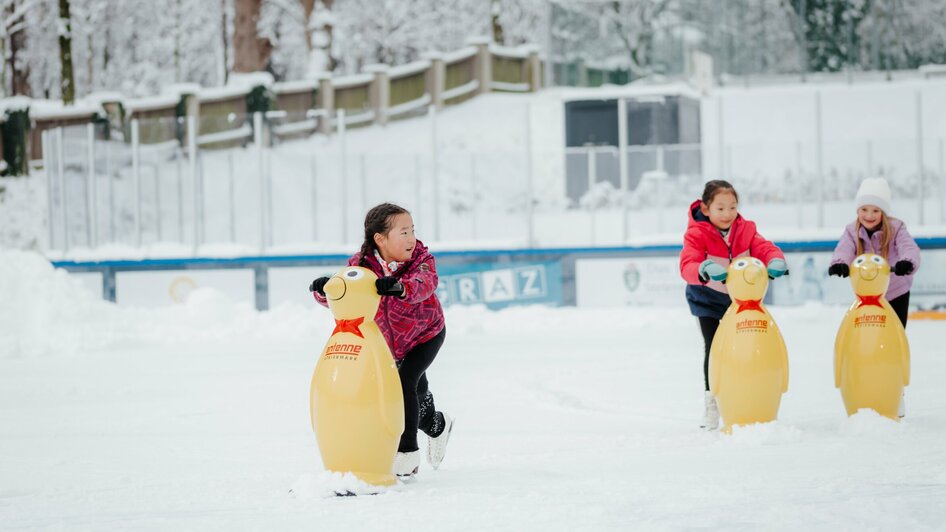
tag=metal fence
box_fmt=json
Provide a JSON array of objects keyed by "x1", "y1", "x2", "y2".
[{"x1": 40, "y1": 98, "x2": 946, "y2": 255}]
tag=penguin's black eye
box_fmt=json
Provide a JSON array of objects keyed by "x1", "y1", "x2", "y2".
[
  {"x1": 871, "y1": 256, "x2": 883, "y2": 265},
  {"x1": 733, "y1": 260, "x2": 748, "y2": 270},
  {"x1": 854, "y1": 257, "x2": 866, "y2": 266},
  {"x1": 344, "y1": 268, "x2": 365, "y2": 280}
]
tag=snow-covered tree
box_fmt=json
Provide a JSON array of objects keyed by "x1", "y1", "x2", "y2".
[
  {"x1": 0, "y1": 0, "x2": 40, "y2": 96},
  {"x1": 860, "y1": 0, "x2": 946, "y2": 70},
  {"x1": 783, "y1": 0, "x2": 873, "y2": 72},
  {"x1": 233, "y1": 0, "x2": 271, "y2": 73}
]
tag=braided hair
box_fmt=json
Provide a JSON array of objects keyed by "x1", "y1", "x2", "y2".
[{"x1": 359, "y1": 203, "x2": 410, "y2": 267}]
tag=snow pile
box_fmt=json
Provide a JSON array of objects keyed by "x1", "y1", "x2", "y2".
[
  {"x1": 288, "y1": 471, "x2": 401, "y2": 499},
  {"x1": 725, "y1": 420, "x2": 804, "y2": 446},
  {"x1": 839, "y1": 408, "x2": 907, "y2": 436},
  {"x1": 0, "y1": 250, "x2": 115, "y2": 358},
  {"x1": 0, "y1": 251, "x2": 327, "y2": 358}
]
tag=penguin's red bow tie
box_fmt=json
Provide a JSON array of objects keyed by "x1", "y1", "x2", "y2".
[
  {"x1": 735, "y1": 299, "x2": 763, "y2": 314},
  {"x1": 333, "y1": 317, "x2": 365, "y2": 338},
  {"x1": 856, "y1": 294, "x2": 884, "y2": 309}
]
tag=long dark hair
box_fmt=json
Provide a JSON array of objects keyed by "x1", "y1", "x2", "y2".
[
  {"x1": 701, "y1": 180, "x2": 739, "y2": 205},
  {"x1": 359, "y1": 203, "x2": 409, "y2": 266}
]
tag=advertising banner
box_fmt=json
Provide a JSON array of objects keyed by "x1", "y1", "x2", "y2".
[
  {"x1": 436, "y1": 260, "x2": 562, "y2": 309},
  {"x1": 576, "y1": 257, "x2": 683, "y2": 307}
]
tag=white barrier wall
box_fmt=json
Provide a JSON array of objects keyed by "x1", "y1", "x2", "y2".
[
  {"x1": 115, "y1": 269, "x2": 256, "y2": 307},
  {"x1": 268, "y1": 266, "x2": 341, "y2": 308}
]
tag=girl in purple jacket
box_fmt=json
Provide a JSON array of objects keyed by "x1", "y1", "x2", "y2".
[
  {"x1": 829, "y1": 178, "x2": 920, "y2": 417},
  {"x1": 828, "y1": 177, "x2": 921, "y2": 328},
  {"x1": 310, "y1": 203, "x2": 453, "y2": 479}
]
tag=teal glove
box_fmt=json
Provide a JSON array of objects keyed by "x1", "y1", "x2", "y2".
[
  {"x1": 699, "y1": 259, "x2": 728, "y2": 282},
  {"x1": 767, "y1": 258, "x2": 788, "y2": 279}
]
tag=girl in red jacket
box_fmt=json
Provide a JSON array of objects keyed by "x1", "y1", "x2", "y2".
[
  {"x1": 310, "y1": 203, "x2": 453, "y2": 479},
  {"x1": 679, "y1": 180, "x2": 787, "y2": 430}
]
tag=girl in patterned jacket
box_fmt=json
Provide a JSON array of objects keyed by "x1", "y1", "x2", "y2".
[
  {"x1": 828, "y1": 177, "x2": 920, "y2": 417},
  {"x1": 679, "y1": 180, "x2": 787, "y2": 430},
  {"x1": 310, "y1": 203, "x2": 453, "y2": 479}
]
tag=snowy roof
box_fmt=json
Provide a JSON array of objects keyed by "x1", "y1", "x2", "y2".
[
  {"x1": 389, "y1": 60, "x2": 431, "y2": 79},
  {"x1": 164, "y1": 83, "x2": 203, "y2": 97},
  {"x1": 489, "y1": 43, "x2": 538, "y2": 60},
  {"x1": 556, "y1": 81, "x2": 702, "y2": 102},
  {"x1": 124, "y1": 95, "x2": 181, "y2": 114},
  {"x1": 198, "y1": 85, "x2": 250, "y2": 103},
  {"x1": 333, "y1": 73, "x2": 373, "y2": 89},
  {"x1": 30, "y1": 99, "x2": 102, "y2": 120},
  {"x1": 0, "y1": 96, "x2": 32, "y2": 114},
  {"x1": 442, "y1": 46, "x2": 477, "y2": 64},
  {"x1": 272, "y1": 80, "x2": 318, "y2": 94},
  {"x1": 84, "y1": 92, "x2": 125, "y2": 105},
  {"x1": 228, "y1": 72, "x2": 275, "y2": 89}
]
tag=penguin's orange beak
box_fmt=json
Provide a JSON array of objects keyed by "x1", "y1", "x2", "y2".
[
  {"x1": 323, "y1": 276, "x2": 346, "y2": 300},
  {"x1": 743, "y1": 266, "x2": 764, "y2": 285},
  {"x1": 858, "y1": 263, "x2": 879, "y2": 281}
]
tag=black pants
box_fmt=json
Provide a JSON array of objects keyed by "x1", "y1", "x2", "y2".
[
  {"x1": 397, "y1": 327, "x2": 446, "y2": 453},
  {"x1": 889, "y1": 291, "x2": 910, "y2": 329},
  {"x1": 698, "y1": 317, "x2": 720, "y2": 392}
]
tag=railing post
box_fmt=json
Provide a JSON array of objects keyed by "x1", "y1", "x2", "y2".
[
  {"x1": 132, "y1": 118, "x2": 141, "y2": 247},
  {"x1": 365, "y1": 64, "x2": 390, "y2": 126},
  {"x1": 526, "y1": 46, "x2": 542, "y2": 91},
  {"x1": 423, "y1": 52, "x2": 445, "y2": 110},
  {"x1": 429, "y1": 105, "x2": 440, "y2": 240},
  {"x1": 317, "y1": 74, "x2": 335, "y2": 134},
  {"x1": 916, "y1": 90, "x2": 925, "y2": 225},
  {"x1": 525, "y1": 102, "x2": 535, "y2": 247},
  {"x1": 467, "y1": 36, "x2": 492, "y2": 95},
  {"x1": 617, "y1": 98, "x2": 629, "y2": 243},
  {"x1": 56, "y1": 127, "x2": 68, "y2": 252},
  {"x1": 338, "y1": 109, "x2": 348, "y2": 243},
  {"x1": 188, "y1": 115, "x2": 199, "y2": 252},
  {"x1": 87, "y1": 123, "x2": 97, "y2": 248},
  {"x1": 255, "y1": 111, "x2": 267, "y2": 251},
  {"x1": 42, "y1": 130, "x2": 55, "y2": 251},
  {"x1": 815, "y1": 91, "x2": 824, "y2": 229}
]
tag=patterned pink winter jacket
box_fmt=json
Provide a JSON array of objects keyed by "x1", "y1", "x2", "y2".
[
  {"x1": 830, "y1": 218, "x2": 921, "y2": 301},
  {"x1": 313, "y1": 240, "x2": 445, "y2": 361}
]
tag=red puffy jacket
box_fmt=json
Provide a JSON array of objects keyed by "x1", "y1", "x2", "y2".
[
  {"x1": 680, "y1": 199, "x2": 784, "y2": 318},
  {"x1": 314, "y1": 240, "x2": 445, "y2": 360}
]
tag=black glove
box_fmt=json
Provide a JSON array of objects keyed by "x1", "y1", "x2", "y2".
[
  {"x1": 828, "y1": 263, "x2": 849, "y2": 278},
  {"x1": 376, "y1": 276, "x2": 404, "y2": 297},
  {"x1": 309, "y1": 276, "x2": 330, "y2": 296},
  {"x1": 893, "y1": 260, "x2": 914, "y2": 276}
]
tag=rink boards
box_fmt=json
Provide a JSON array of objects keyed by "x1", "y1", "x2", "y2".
[{"x1": 55, "y1": 238, "x2": 946, "y2": 311}]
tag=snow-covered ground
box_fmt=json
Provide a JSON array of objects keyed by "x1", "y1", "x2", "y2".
[{"x1": 2, "y1": 250, "x2": 945, "y2": 531}]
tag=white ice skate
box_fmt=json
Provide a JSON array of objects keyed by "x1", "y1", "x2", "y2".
[
  {"x1": 393, "y1": 450, "x2": 420, "y2": 479},
  {"x1": 898, "y1": 392, "x2": 905, "y2": 419},
  {"x1": 427, "y1": 413, "x2": 454, "y2": 469},
  {"x1": 702, "y1": 391, "x2": 719, "y2": 430}
]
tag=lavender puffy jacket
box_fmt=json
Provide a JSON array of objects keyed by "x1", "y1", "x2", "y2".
[{"x1": 830, "y1": 219, "x2": 921, "y2": 300}]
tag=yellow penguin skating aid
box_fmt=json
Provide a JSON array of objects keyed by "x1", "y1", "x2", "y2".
[
  {"x1": 834, "y1": 254, "x2": 910, "y2": 420},
  {"x1": 709, "y1": 257, "x2": 789, "y2": 432},
  {"x1": 310, "y1": 267, "x2": 405, "y2": 488}
]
